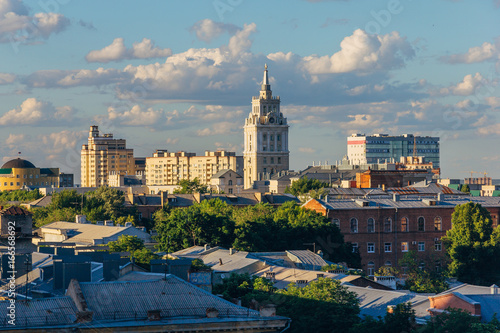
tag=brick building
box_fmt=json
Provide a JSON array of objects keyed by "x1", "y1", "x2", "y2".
[{"x1": 302, "y1": 195, "x2": 500, "y2": 275}]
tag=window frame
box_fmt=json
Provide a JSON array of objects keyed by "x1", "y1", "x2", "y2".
[
  {"x1": 417, "y1": 216, "x2": 425, "y2": 232},
  {"x1": 350, "y1": 218, "x2": 358, "y2": 233},
  {"x1": 367, "y1": 217, "x2": 375, "y2": 233},
  {"x1": 401, "y1": 242, "x2": 409, "y2": 252},
  {"x1": 367, "y1": 242, "x2": 375, "y2": 253}
]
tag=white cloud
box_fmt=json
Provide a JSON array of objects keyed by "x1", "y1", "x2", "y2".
[
  {"x1": 189, "y1": 19, "x2": 239, "y2": 42},
  {"x1": 301, "y1": 29, "x2": 415, "y2": 75},
  {"x1": 0, "y1": 0, "x2": 69, "y2": 43},
  {"x1": 442, "y1": 41, "x2": 499, "y2": 64},
  {"x1": 298, "y1": 147, "x2": 316, "y2": 153},
  {"x1": 0, "y1": 72, "x2": 15, "y2": 84},
  {"x1": 5, "y1": 133, "x2": 25, "y2": 148},
  {"x1": 196, "y1": 121, "x2": 238, "y2": 136},
  {"x1": 0, "y1": 98, "x2": 78, "y2": 126},
  {"x1": 106, "y1": 105, "x2": 164, "y2": 126},
  {"x1": 0, "y1": 97, "x2": 44, "y2": 125},
  {"x1": 449, "y1": 73, "x2": 488, "y2": 96},
  {"x1": 85, "y1": 37, "x2": 172, "y2": 63}
]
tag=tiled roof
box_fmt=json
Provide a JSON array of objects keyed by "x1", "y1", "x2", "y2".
[
  {"x1": 0, "y1": 206, "x2": 31, "y2": 216},
  {"x1": 79, "y1": 275, "x2": 261, "y2": 321}
]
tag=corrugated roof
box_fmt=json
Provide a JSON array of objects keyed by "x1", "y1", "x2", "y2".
[
  {"x1": 346, "y1": 285, "x2": 430, "y2": 318},
  {"x1": 0, "y1": 297, "x2": 77, "y2": 328},
  {"x1": 286, "y1": 250, "x2": 328, "y2": 269},
  {"x1": 79, "y1": 275, "x2": 260, "y2": 321},
  {"x1": 253, "y1": 266, "x2": 345, "y2": 289}
]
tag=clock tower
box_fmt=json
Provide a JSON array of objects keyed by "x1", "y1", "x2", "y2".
[{"x1": 244, "y1": 65, "x2": 289, "y2": 189}]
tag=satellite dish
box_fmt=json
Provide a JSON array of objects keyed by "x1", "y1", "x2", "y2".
[{"x1": 221, "y1": 274, "x2": 226, "y2": 279}]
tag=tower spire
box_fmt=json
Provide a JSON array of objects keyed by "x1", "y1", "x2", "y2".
[{"x1": 260, "y1": 64, "x2": 272, "y2": 98}]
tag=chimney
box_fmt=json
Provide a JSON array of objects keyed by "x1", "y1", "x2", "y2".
[
  {"x1": 255, "y1": 192, "x2": 262, "y2": 202},
  {"x1": 219, "y1": 258, "x2": 223, "y2": 265},
  {"x1": 204, "y1": 244, "x2": 210, "y2": 251},
  {"x1": 437, "y1": 193, "x2": 442, "y2": 201},
  {"x1": 392, "y1": 193, "x2": 400, "y2": 202},
  {"x1": 66, "y1": 279, "x2": 93, "y2": 323},
  {"x1": 193, "y1": 192, "x2": 201, "y2": 203},
  {"x1": 75, "y1": 215, "x2": 87, "y2": 224},
  {"x1": 104, "y1": 220, "x2": 114, "y2": 226},
  {"x1": 259, "y1": 304, "x2": 277, "y2": 317},
  {"x1": 229, "y1": 248, "x2": 234, "y2": 255},
  {"x1": 96, "y1": 221, "x2": 104, "y2": 226}
]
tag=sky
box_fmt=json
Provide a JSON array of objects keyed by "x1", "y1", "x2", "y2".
[{"x1": 0, "y1": 0, "x2": 499, "y2": 183}]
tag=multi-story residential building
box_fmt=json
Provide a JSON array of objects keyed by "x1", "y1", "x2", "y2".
[
  {"x1": 303, "y1": 195, "x2": 500, "y2": 275},
  {"x1": 81, "y1": 126, "x2": 140, "y2": 187},
  {"x1": 244, "y1": 65, "x2": 289, "y2": 189},
  {"x1": 145, "y1": 150, "x2": 243, "y2": 186},
  {"x1": 347, "y1": 134, "x2": 440, "y2": 168},
  {"x1": 0, "y1": 158, "x2": 60, "y2": 190}
]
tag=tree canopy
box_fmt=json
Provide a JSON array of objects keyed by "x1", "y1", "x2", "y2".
[
  {"x1": 285, "y1": 176, "x2": 328, "y2": 197},
  {"x1": 173, "y1": 178, "x2": 208, "y2": 194},
  {"x1": 0, "y1": 189, "x2": 42, "y2": 203},
  {"x1": 154, "y1": 199, "x2": 360, "y2": 267},
  {"x1": 444, "y1": 202, "x2": 500, "y2": 285}
]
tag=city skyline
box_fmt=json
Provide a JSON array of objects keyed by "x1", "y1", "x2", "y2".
[{"x1": 0, "y1": 0, "x2": 499, "y2": 183}]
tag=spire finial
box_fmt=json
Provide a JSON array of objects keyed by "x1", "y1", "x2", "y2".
[{"x1": 265, "y1": 63, "x2": 268, "y2": 70}]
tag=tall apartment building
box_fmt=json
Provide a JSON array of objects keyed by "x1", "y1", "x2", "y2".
[
  {"x1": 81, "y1": 126, "x2": 137, "y2": 187},
  {"x1": 347, "y1": 134, "x2": 440, "y2": 168},
  {"x1": 243, "y1": 65, "x2": 289, "y2": 189},
  {"x1": 145, "y1": 150, "x2": 243, "y2": 186}
]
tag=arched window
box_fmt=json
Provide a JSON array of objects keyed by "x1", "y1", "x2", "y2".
[
  {"x1": 418, "y1": 217, "x2": 425, "y2": 231},
  {"x1": 434, "y1": 216, "x2": 442, "y2": 231},
  {"x1": 367, "y1": 261, "x2": 375, "y2": 276},
  {"x1": 384, "y1": 218, "x2": 392, "y2": 232},
  {"x1": 367, "y1": 218, "x2": 375, "y2": 233},
  {"x1": 332, "y1": 218, "x2": 340, "y2": 229},
  {"x1": 350, "y1": 218, "x2": 358, "y2": 233},
  {"x1": 401, "y1": 217, "x2": 409, "y2": 232}
]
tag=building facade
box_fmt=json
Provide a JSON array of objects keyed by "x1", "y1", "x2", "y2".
[
  {"x1": 145, "y1": 150, "x2": 243, "y2": 187},
  {"x1": 347, "y1": 134, "x2": 440, "y2": 168},
  {"x1": 303, "y1": 196, "x2": 500, "y2": 275},
  {"x1": 0, "y1": 158, "x2": 59, "y2": 190},
  {"x1": 244, "y1": 65, "x2": 289, "y2": 189},
  {"x1": 81, "y1": 126, "x2": 141, "y2": 187}
]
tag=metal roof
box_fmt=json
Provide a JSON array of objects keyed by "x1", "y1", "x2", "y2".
[
  {"x1": 79, "y1": 275, "x2": 260, "y2": 321},
  {"x1": 253, "y1": 266, "x2": 345, "y2": 289},
  {"x1": 0, "y1": 297, "x2": 77, "y2": 328},
  {"x1": 285, "y1": 250, "x2": 328, "y2": 269}
]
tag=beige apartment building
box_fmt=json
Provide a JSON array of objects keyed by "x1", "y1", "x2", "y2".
[
  {"x1": 81, "y1": 126, "x2": 141, "y2": 187},
  {"x1": 243, "y1": 65, "x2": 289, "y2": 189},
  {"x1": 145, "y1": 150, "x2": 243, "y2": 186}
]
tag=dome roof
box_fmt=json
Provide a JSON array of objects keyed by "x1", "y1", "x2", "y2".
[{"x1": 1, "y1": 158, "x2": 36, "y2": 169}]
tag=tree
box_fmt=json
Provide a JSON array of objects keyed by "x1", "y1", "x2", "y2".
[
  {"x1": 173, "y1": 178, "x2": 208, "y2": 194},
  {"x1": 444, "y1": 202, "x2": 500, "y2": 285},
  {"x1": 108, "y1": 235, "x2": 145, "y2": 253},
  {"x1": 460, "y1": 184, "x2": 470, "y2": 193},
  {"x1": 350, "y1": 302, "x2": 416, "y2": 333},
  {"x1": 285, "y1": 176, "x2": 328, "y2": 197},
  {"x1": 398, "y1": 251, "x2": 448, "y2": 293}
]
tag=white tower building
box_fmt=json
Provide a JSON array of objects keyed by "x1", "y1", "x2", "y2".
[{"x1": 243, "y1": 65, "x2": 289, "y2": 189}]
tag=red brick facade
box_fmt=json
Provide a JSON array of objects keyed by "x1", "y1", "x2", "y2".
[{"x1": 303, "y1": 198, "x2": 500, "y2": 275}]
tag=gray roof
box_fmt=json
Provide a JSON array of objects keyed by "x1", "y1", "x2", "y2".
[
  {"x1": 285, "y1": 250, "x2": 328, "y2": 269},
  {"x1": 253, "y1": 266, "x2": 345, "y2": 289},
  {"x1": 211, "y1": 169, "x2": 242, "y2": 179},
  {"x1": 40, "y1": 221, "x2": 152, "y2": 245},
  {"x1": 0, "y1": 297, "x2": 78, "y2": 328},
  {"x1": 346, "y1": 285, "x2": 430, "y2": 318},
  {"x1": 310, "y1": 196, "x2": 500, "y2": 211},
  {"x1": 79, "y1": 275, "x2": 261, "y2": 321}
]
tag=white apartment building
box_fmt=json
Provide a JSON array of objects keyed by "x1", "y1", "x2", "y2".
[{"x1": 145, "y1": 150, "x2": 243, "y2": 186}]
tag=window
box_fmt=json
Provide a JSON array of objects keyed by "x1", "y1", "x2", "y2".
[
  {"x1": 367, "y1": 242, "x2": 375, "y2": 253},
  {"x1": 401, "y1": 242, "x2": 409, "y2": 252},
  {"x1": 278, "y1": 157, "x2": 281, "y2": 164},
  {"x1": 228, "y1": 180, "x2": 233, "y2": 186},
  {"x1": 384, "y1": 218, "x2": 392, "y2": 232},
  {"x1": 367, "y1": 218, "x2": 375, "y2": 233},
  {"x1": 228, "y1": 188, "x2": 233, "y2": 194},
  {"x1": 263, "y1": 134, "x2": 267, "y2": 141},
  {"x1": 418, "y1": 241, "x2": 425, "y2": 252},
  {"x1": 350, "y1": 218, "x2": 358, "y2": 233},
  {"x1": 435, "y1": 261, "x2": 442, "y2": 272},
  {"x1": 434, "y1": 216, "x2": 442, "y2": 231},
  {"x1": 277, "y1": 134, "x2": 281, "y2": 141},
  {"x1": 384, "y1": 261, "x2": 392, "y2": 267},
  {"x1": 263, "y1": 157, "x2": 267, "y2": 164},
  {"x1": 434, "y1": 241, "x2": 442, "y2": 251},
  {"x1": 352, "y1": 243, "x2": 358, "y2": 253},
  {"x1": 271, "y1": 157, "x2": 274, "y2": 164},
  {"x1": 332, "y1": 218, "x2": 340, "y2": 229},
  {"x1": 419, "y1": 261, "x2": 426, "y2": 270},
  {"x1": 418, "y1": 217, "x2": 425, "y2": 231},
  {"x1": 367, "y1": 261, "x2": 375, "y2": 276},
  {"x1": 401, "y1": 217, "x2": 408, "y2": 232},
  {"x1": 384, "y1": 242, "x2": 392, "y2": 252}
]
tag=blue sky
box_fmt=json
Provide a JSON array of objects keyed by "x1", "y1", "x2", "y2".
[{"x1": 0, "y1": 0, "x2": 499, "y2": 183}]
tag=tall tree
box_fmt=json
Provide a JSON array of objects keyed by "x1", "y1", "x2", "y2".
[
  {"x1": 444, "y1": 202, "x2": 500, "y2": 285},
  {"x1": 285, "y1": 176, "x2": 328, "y2": 197},
  {"x1": 173, "y1": 178, "x2": 208, "y2": 194}
]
